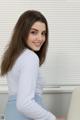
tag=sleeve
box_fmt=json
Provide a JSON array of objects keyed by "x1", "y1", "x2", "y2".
[
  {"x1": 16, "y1": 51, "x2": 56, "y2": 120},
  {"x1": 35, "y1": 69, "x2": 45, "y2": 96}
]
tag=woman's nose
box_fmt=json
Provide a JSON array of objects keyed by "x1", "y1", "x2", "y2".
[{"x1": 38, "y1": 34, "x2": 43, "y2": 41}]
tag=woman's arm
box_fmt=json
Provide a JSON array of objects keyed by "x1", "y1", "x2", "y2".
[{"x1": 16, "y1": 50, "x2": 56, "y2": 120}]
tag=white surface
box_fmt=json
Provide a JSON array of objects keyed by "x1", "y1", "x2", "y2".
[
  {"x1": 67, "y1": 87, "x2": 80, "y2": 120},
  {"x1": 0, "y1": 83, "x2": 79, "y2": 94}
]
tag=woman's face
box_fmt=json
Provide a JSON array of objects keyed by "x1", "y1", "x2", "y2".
[{"x1": 26, "y1": 21, "x2": 46, "y2": 51}]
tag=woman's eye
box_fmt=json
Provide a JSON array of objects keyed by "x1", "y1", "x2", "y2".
[
  {"x1": 42, "y1": 32, "x2": 46, "y2": 36},
  {"x1": 30, "y1": 31, "x2": 37, "y2": 34}
]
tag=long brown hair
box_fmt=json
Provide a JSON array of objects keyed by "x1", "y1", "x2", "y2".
[{"x1": 1, "y1": 10, "x2": 48, "y2": 76}]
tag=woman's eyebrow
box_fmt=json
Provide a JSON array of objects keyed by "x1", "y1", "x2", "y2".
[
  {"x1": 31, "y1": 28, "x2": 46, "y2": 32},
  {"x1": 31, "y1": 28, "x2": 38, "y2": 31}
]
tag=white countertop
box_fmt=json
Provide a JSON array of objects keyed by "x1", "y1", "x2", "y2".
[{"x1": 0, "y1": 83, "x2": 79, "y2": 94}]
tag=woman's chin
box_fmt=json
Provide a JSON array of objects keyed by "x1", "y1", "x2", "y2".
[{"x1": 32, "y1": 47, "x2": 41, "y2": 51}]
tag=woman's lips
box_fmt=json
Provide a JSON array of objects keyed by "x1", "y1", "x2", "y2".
[{"x1": 33, "y1": 42, "x2": 42, "y2": 46}]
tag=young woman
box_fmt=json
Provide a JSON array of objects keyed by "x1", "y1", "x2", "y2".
[{"x1": 0, "y1": 10, "x2": 56, "y2": 120}]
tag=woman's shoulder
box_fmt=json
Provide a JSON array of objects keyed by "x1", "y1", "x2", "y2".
[
  {"x1": 21, "y1": 48, "x2": 39, "y2": 61},
  {"x1": 16, "y1": 48, "x2": 39, "y2": 66}
]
